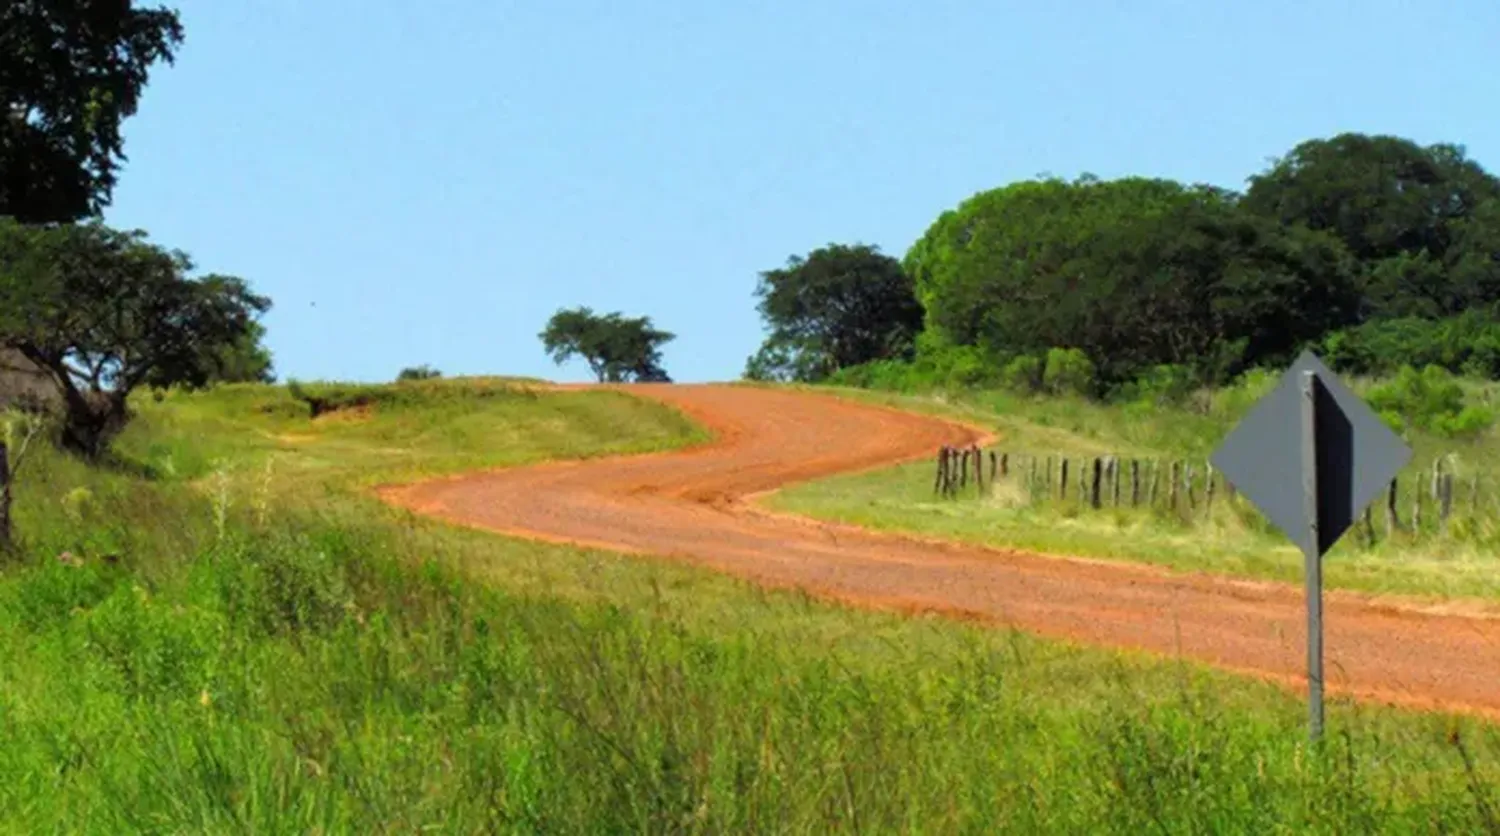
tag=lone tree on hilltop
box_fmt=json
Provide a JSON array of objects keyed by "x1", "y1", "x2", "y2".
[
  {"x1": 0, "y1": 219, "x2": 271, "y2": 457},
  {"x1": 539, "y1": 307, "x2": 674, "y2": 383}
]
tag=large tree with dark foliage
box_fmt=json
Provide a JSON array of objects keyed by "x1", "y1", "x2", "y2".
[
  {"x1": 539, "y1": 307, "x2": 674, "y2": 383},
  {"x1": 0, "y1": 219, "x2": 271, "y2": 456},
  {"x1": 904, "y1": 175, "x2": 1359, "y2": 389},
  {"x1": 1243, "y1": 133, "x2": 1500, "y2": 321},
  {"x1": 744, "y1": 243, "x2": 924, "y2": 382},
  {"x1": 1, "y1": 1, "x2": 185, "y2": 223}
]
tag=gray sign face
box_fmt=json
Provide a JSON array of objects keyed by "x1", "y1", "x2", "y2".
[{"x1": 1211, "y1": 351, "x2": 1413, "y2": 557}]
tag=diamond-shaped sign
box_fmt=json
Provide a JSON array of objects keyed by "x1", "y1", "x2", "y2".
[{"x1": 1211, "y1": 350, "x2": 1412, "y2": 557}]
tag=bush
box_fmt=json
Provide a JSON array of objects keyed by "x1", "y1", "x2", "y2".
[
  {"x1": 827, "y1": 359, "x2": 918, "y2": 391},
  {"x1": 1115, "y1": 364, "x2": 1199, "y2": 407},
  {"x1": 397, "y1": 365, "x2": 442, "y2": 382},
  {"x1": 827, "y1": 338, "x2": 1004, "y2": 393},
  {"x1": 1042, "y1": 348, "x2": 1096, "y2": 397},
  {"x1": 1321, "y1": 312, "x2": 1500, "y2": 379},
  {"x1": 1000, "y1": 355, "x2": 1043, "y2": 393},
  {"x1": 933, "y1": 345, "x2": 995, "y2": 389},
  {"x1": 1209, "y1": 367, "x2": 1280, "y2": 420},
  {"x1": 286, "y1": 380, "x2": 386, "y2": 418},
  {"x1": 1365, "y1": 365, "x2": 1495, "y2": 438},
  {"x1": 205, "y1": 535, "x2": 355, "y2": 639}
]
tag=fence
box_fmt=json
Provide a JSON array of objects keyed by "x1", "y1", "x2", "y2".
[{"x1": 932, "y1": 443, "x2": 1486, "y2": 545}]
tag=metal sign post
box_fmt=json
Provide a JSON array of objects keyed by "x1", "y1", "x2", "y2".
[
  {"x1": 1300, "y1": 370, "x2": 1323, "y2": 740},
  {"x1": 1212, "y1": 352, "x2": 1411, "y2": 741}
]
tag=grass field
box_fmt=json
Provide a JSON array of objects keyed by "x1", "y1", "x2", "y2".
[
  {"x1": 2, "y1": 379, "x2": 1499, "y2": 832},
  {"x1": 763, "y1": 381, "x2": 1500, "y2": 603}
]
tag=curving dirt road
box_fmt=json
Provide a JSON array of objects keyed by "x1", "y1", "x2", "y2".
[{"x1": 377, "y1": 384, "x2": 1500, "y2": 719}]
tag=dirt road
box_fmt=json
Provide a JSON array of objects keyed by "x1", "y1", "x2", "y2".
[{"x1": 377, "y1": 384, "x2": 1500, "y2": 718}]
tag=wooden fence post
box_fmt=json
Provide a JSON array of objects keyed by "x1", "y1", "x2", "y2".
[
  {"x1": 1130, "y1": 459, "x2": 1141, "y2": 507},
  {"x1": 1090, "y1": 457, "x2": 1102, "y2": 509},
  {"x1": 1440, "y1": 473, "x2": 1454, "y2": 534},
  {"x1": 990, "y1": 450, "x2": 998, "y2": 482},
  {"x1": 934, "y1": 447, "x2": 947, "y2": 496},
  {"x1": 1412, "y1": 479, "x2": 1422, "y2": 534},
  {"x1": 1059, "y1": 458, "x2": 1070, "y2": 501},
  {"x1": 1000, "y1": 452, "x2": 1009, "y2": 478},
  {"x1": 1386, "y1": 477, "x2": 1400, "y2": 534},
  {"x1": 1183, "y1": 462, "x2": 1196, "y2": 511},
  {"x1": 1168, "y1": 461, "x2": 1179, "y2": 511},
  {"x1": 1149, "y1": 460, "x2": 1161, "y2": 508},
  {"x1": 1205, "y1": 461, "x2": 1216, "y2": 519}
]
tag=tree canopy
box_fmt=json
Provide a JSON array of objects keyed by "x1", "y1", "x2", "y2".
[
  {"x1": 745, "y1": 243, "x2": 924, "y2": 383},
  {"x1": 1, "y1": 1, "x2": 185, "y2": 223},
  {"x1": 904, "y1": 175, "x2": 1358, "y2": 390},
  {"x1": 0, "y1": 219, "x2": 270, "y2": 455},
  {"x1": 1242, "y1": 133, "x2": 1500, "y2": 321},
  {"x1": 539, "y1": 307, "x2": 674, "y2": 383}
]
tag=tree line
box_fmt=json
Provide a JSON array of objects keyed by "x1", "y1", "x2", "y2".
[{"x1": 742, "y1": 133, "x2": 1500, "y2": 401}]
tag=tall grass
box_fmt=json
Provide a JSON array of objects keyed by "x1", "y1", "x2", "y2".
[
  {"x1": 765, "y1": 378, "x2": 1500, "y2": 601},
  {"x1": 1, "y1": 379, "x2": 1498, "y2": 831}
]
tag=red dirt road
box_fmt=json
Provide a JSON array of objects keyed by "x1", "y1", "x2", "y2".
[{"x1": 378, "y1": 384, "x2": 1500, "y2": 719}]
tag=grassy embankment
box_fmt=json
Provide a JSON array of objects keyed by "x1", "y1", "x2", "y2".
[
  {"x1": 1, "y1": 377, "x2": 1498, "y2": 832},
  {"x1": 764, "y1": 378, "x2": 1500, "y2": 603}
]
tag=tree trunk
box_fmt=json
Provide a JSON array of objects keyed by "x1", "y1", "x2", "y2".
[{"x1": 19, "y1": 347, "x2": 129, "y2": 458}]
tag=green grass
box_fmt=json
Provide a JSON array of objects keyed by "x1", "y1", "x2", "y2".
[
  {"x1": 762, "y1": 381, "x2": 1500, "y2": 602},
  {"x1": 2, "y1": 378, "x2": 1500, "y2": 832}
]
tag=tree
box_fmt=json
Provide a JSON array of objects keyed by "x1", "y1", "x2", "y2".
[
  {"x1": 904, "y1": 175, "x2": 1359, "y2": 389},
  {"x1": 202, "y1": 304, "x2": 275, "y2": 384},
  {"x1": 2, "y1": 1, "x2": 186, "y2": 222},
  {"x1": 397, "y1": 364, "x2": 442, "y2": 381},
  {"x1": 539, "y1": 307, "x2": 674, "y2": 383},
  {"x1": 0, "y1": 219, "x2": 271, "y2": 456},
  {"x1": 745, "y1": 243, "x2": 924, "y2": 383},
  {"x1": 1243, "y1": 133, "x2": 1500, "y2": 320}
]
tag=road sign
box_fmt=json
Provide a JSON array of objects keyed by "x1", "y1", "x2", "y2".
[{"x1": 1210, "y1": 350, "x2": 1412, "y2": 740}]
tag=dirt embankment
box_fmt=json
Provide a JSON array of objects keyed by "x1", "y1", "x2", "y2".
[{"x1": 377, "y1": 383, "x2": 1500, "y2": 720}]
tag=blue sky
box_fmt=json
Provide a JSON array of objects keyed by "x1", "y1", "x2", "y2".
[{"x1": 101, "y1": 0, "x2": 1500, "y2": 384}]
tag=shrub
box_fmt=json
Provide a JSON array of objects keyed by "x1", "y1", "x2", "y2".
[
  {"x1": 1321, "y1": 312, "x2": 1500, "y2": 379},
  {"x1": 1365, "y1": 365, "x2": 1495, "y2": 438},
  {"x1": 1116, "y1": 364, "x2": 1199, "y2": 407},
  {"x1": 1042, "y1": 348, "x2": 1096, "y2": 397},
  {"x1": 935, "y1": 345, "x2": 995, "y2": 389},
  {"x1": 206, "y1": 536, "x2": 355, "y2": 639},
  {"x1": 1000, "y1": 355, "x2": 1043, "y2": 394},
  {"x1": 397, "y1": 365, "x2": 442, "y2": 382}
]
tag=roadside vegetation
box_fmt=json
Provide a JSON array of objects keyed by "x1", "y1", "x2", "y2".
[
  {"x1": 3, "y1": 380, "x2": 1500, "y2": 832},
  {"x1": 7, "y1": 2, "x2": 1500, "y2": 831},
  {"x1": 739, "y1": 125, "x2": 1500, "y2": 606},
  {"x1": 766, "y1": 372, "x2": 1500, "y2": 602}
]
